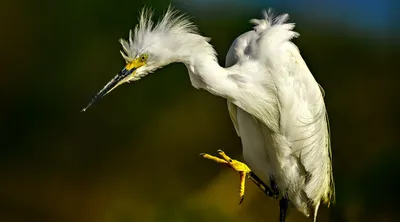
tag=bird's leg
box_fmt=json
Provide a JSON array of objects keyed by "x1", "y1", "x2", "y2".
[
  {"x1": 270, "y1": 176, "x2": 280, "y2": 195},
  {"x1": 200, "y1": 149, "x2": 276, "y2": 203},
  {"x1": 279, "y1": 196, "x2": 289, "y2": 222},
  {"x1": 248, "y1": 172, "x2": 277, "y2": 197}
]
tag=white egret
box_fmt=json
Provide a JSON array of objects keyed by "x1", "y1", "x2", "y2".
[{"x1": 82, "y1": 6, "x2": 335, "y2": 222}]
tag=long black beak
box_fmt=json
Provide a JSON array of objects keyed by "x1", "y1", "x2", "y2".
[{"x1": 81, "y1": 68, "x2": 134, "y2": 112}]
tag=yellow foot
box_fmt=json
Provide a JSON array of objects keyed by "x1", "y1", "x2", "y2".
[{"x1": 200, "y1": 149, "x2": 251, "y2": 204}]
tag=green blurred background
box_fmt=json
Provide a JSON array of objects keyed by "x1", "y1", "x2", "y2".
[{"x1": 1, "y1": 0, "x2": 398, "y2": 221}]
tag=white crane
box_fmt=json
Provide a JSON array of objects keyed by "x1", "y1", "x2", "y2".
[{"x1": 82, "y1": 6, "x2": 335, "y2": 222}]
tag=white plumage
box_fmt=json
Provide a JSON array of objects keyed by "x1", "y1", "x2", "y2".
[
  {"x1": 84, "y1": 6, "x2": 335, "y2": 221},
  {"x1": 225, "y1": 10, "x2": 335, "y2": 220}
]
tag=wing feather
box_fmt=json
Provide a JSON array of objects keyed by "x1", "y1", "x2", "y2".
[{"x1": 227, "y1": 101, "x2": 240, "y2": 136}]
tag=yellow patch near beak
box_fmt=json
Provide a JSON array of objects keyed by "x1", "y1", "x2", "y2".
[{"x1": 126, "y1": 57, "x2": 146, "y2": 71}]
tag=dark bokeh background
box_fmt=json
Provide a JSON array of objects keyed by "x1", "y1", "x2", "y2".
[{"x1": 1, "y1": 0, "x2": 398, "y2": 221}]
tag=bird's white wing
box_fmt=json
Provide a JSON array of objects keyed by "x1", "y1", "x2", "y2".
[
  {"x1": 252, "y1": 10, "x2": 335, "y2": 209},
  {"x1": 224, "y1": 10, "x2": 334, "y2": 217}
]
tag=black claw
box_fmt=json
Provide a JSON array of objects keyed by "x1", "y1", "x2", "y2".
[{"x1": 239, "y1": 196, "x2": 244, "y2": 205}]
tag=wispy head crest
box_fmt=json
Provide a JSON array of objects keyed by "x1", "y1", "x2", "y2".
[{"x1": 119, "y1": 6, "x2": 202, "y2": 62}]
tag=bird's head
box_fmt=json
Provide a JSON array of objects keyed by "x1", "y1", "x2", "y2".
[{"x1": 82, "y1": 6, "x2": 209, "y2": 111}]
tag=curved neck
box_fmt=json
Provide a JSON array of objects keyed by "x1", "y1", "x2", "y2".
[{"x1": 179, "y1": 41, "x2": 236, "y2": 99}]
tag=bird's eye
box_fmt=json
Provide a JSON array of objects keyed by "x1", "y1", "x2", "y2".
[{"x1": 140, "y1": 54, "x2": 148, "y2": 62}]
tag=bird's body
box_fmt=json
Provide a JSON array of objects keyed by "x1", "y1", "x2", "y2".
[
  {"x1": 187, "y1": 13, "x2": 334, "y2": 219},
  {"x1": 224, "y1": 15, "x2": 334, "y2": 219},
  {"x1": 83, "y1": 7, "x2": 335, "y2": 221}
]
